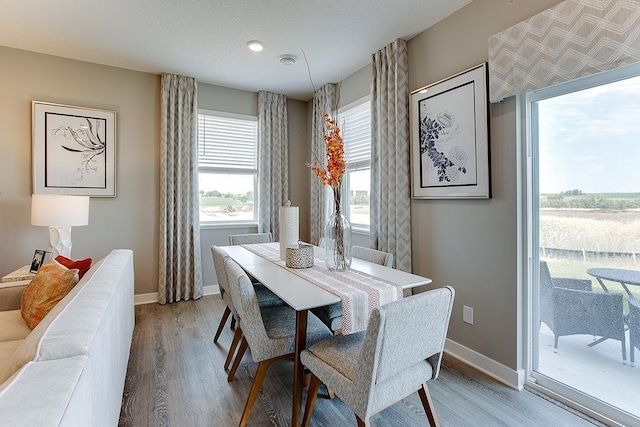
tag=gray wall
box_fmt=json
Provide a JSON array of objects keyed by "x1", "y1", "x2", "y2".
[{"x1": 0, "y1": 46, "x2": 160, "y2": 296}]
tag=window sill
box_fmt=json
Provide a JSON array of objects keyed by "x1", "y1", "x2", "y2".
[{"x1": 352, "y1": 226, "x2": 370, "y2": 236}]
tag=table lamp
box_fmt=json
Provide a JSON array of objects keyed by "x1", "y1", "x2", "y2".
[{"x1": 31, "y1": 194, "x2": 90, "y2": 258}]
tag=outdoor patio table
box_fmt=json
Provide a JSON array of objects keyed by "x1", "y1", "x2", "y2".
[{"x1": 587, "y1": 268, "x2": 640, "y2": 299}]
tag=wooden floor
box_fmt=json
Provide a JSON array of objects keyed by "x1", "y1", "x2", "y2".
[{"x1": 119, "y1": 296, "x2": 600, "y2": 427}]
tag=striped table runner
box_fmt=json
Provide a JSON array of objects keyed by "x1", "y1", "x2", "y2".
[{"x1": 241, "y1": 242, "x2": 404, "y2": 334}]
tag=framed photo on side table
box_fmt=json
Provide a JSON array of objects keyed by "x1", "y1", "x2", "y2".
[
  {"x1": 32, "y1": 101, "x2": 117, "y2": 197},
  {"x1": 30, "y1": 249, "x2": 51, "y2": 273},
  {"x1": 410, "y1": 63, "x2": 490, "y2": 199}
]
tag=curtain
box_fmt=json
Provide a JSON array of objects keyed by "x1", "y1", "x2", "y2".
[
  {"x1": 258, "y1": 91, "x2": 289, "y2": 241},
  {"x1": 159, "y1": 73, "x2": 203, "y2": 304},
  {"x1": 370, "y1": 39, "x2": 412, "y2": 272},
  {"x1": 489, "y1": 0, "x2": 640, "y2": 102},
  {"x1": 310, "y1": 83, "x2": 339, "y2": 245}
]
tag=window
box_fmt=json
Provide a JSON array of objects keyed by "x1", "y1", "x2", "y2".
[
  {"x1": 339, "y1": 98, "x2": 371, "y2": 230},
  {"x1": 198, "y1": 110, "x2": 258, "y2": 224},
  {"x1": 524, "y1": 64, "x2": 640, "y2": 425}
]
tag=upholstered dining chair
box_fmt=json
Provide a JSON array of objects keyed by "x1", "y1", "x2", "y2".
[
  {"x1": 301, "y1": 286, "x2": 455, "y2": 427},
  {"x1": 224, "y1": 258, "x2": 332, "y2": 426},
  {"x1": 629, "y1": 297, "x2": 640, "y2": 367},
  {"x1": 210, "y1": 246, "x2": 284, "y2": 372},
  {"x1": 228, "y1": 232, "x2": 272, "y2": 245},
  {"x1": 312, "y1": 246, "x2": 394, "y2": 333},
  {"x1": 539, "y1": 260, "x2": 626, "y2": 363}
]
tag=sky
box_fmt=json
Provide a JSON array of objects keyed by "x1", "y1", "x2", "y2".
[{"x1": 538, "y1": 73, "x2": 640, "y2": 194}]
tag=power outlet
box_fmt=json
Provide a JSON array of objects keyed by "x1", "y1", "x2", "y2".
[{"x1": 463, "y1": 305, "x2": 474, "y2": 325}]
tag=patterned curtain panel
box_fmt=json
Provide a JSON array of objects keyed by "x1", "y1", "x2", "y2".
[
  {"x1": 489, "y1": 0, "x2": 640, "y2": 102},
  {"x1": 370, "y1": 39, "x2": 412, "y2": 272},
  {"x1": 310, "y1": 83, "x2": 339, "y2": 245},
  {"x1": 159, "y1": 73, "x2": 203, "y2": 304},
  {"x1": 258, "y1": 91, "x2": 289, "y2": 241}
]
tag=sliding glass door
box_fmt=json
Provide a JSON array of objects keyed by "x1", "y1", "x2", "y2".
[{"x1": 526, "y1": 64, "x2": 640, "y2": 426}]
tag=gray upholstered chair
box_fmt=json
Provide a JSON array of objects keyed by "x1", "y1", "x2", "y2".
[
  {"x1": 224, "y1": 258, "x2": 332, "y2": 426},
  {"x1": 539, "y1": 260, "x2": 626, "y2": 363},
  {"x1": 228, "y1": 232, "x2": 273, "y2": 245},
  {"x1": 301, "y1": 286, "x2": 455, "y2": 427},
  {"x1": 630, "y1": 297, "x2": 640, "y2": 367},
  {"x1": 210, "y1": 246, "x2": 284, "y2": 372},
  {"x1": 312, "y1": 246, "x2": 394, "y2": 333}
]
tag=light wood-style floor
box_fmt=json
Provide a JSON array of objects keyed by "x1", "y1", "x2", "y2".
[{"x1": 119, "y1": 295, "x2": 600, "y2": 427}]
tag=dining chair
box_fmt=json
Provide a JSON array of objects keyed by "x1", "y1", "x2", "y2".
[
  {"x1": 224, "y1": 258, "x2": 332, "y2": 426},
  {"x1": 210, "y1": 246, "x2": 285, "y2": 372},
  {"x1": 629, "y1": 297, "x2": 640, "y2": 367},
  {"x1": 300, "y1": 286, "x2": 455, "y2": 427},
  {"x1": 312, "y1": 246, "x2": 394, "y2": 333},
  {"x1": 228, "y1": 232, "x2": 273, "y2": 245},
  {"x1": 539, "y1": 260, "x2": 626, "y2": 363}
]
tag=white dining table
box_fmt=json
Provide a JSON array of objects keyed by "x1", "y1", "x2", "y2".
[{"x1": 221, "y1": 242, "x2": 433, "y2": 426}]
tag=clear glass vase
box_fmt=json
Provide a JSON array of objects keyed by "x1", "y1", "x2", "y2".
[{"x1": 324, "y1": 210, "x2": 352, "y2": 271}]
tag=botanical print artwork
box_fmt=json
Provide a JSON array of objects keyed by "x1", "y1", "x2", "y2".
[
  {"x1": 418, "y1": 82, "x2": 477, "y2": 188},
  {"x1": 45, "y1": 113, "x2": 107, "y2": 189}
]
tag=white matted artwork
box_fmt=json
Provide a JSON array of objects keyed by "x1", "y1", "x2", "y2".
[
  {"x1": 32, "y1": 101, "x2": 116, "y2": 197},
  {"x1": 410, "y1": 63, "x2": 490, "y2": 199}
]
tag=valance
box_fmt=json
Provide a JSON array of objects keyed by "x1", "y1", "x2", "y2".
[{"x1": 488, "y1": 0, "x2": 640, "y2": 102}]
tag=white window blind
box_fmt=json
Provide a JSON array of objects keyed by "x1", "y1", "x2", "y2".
[
  {"x1": 198, "y1": 113, "x2": 257, "y2": 173},
  {"x1": 339, "y1": 101, "x2": 370, "y2": 171}
]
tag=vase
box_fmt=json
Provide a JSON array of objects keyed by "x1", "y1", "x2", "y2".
[{"x1": 324, "y1": 210, "x2": 352, "y2": 271}]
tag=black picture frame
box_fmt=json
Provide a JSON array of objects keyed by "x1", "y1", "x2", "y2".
[{"x1": 30, "y1": 249, "x2": 50, "y2": 273}]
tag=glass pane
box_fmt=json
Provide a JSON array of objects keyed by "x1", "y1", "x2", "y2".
[
  {"x1": 348, "y1": 169, "x2": 370, "y2": 226},
  {"x1": 199, "y1": 173, "x2": 256, "y2": 222},
  {"x1": 533, "y1": 74, "x2": 640, "y2": 420}
]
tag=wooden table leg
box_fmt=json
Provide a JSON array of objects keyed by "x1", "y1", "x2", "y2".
[{"x1": 292, "y1": 309, "x2": 308, "y2": 427}]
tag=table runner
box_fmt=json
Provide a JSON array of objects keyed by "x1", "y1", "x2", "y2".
[{"x1": 241, "y1": 242, "x2": 404, "y2": 334}]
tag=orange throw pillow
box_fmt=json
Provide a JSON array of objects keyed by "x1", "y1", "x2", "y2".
[
  {"x1": 55, "y1": 255, "x2": 92, "y2": 279},
  {"x1": 21, "y1": 259, "x2": 79, "y2": 329}
]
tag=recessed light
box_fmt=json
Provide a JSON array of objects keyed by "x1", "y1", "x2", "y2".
[
  {"x1": 279, "y1": 55, "x2": 297, "y2": 65},
  {"x1": 246, "y1": 40, "x2": 264, "y2": 52}
]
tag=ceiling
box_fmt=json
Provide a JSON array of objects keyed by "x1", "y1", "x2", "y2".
[{"x1": 0, "y1": 0, "x2": 472, "y2": 101}]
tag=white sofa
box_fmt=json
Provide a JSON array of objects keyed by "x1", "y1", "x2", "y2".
[{"x1": 0, "y1": 249, "x2": 135, "y2": 426}]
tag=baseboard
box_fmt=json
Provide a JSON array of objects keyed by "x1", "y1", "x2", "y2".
[
  {"x1": 444, "y1": 338, "x2": 525, "y2": 390},
  {"x1": 134, "y1": 285, "x2": 220, "y2": 305}
]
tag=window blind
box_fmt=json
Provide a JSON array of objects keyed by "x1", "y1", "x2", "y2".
[
  {"x1": 339, "y1": 101, "x2": 370, "y2": 171},
  {"x1": 198, "y1": 113, "x2": 257, "y2": 172}
]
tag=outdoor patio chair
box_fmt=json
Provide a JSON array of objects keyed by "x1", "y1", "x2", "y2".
[
  {"x1": 300, "y1": 286, "x2": 455, "y2": 426},
  {"x1": 629, "y1": 297, "x2": 640, "y2": 367},
  {"x1": 539, "y1": 260, "x2": 627, "y2": 363}
]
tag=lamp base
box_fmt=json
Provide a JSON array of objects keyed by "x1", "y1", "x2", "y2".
[{"x1": 48, "y1": 226, "x2": 73, "y2": 258}]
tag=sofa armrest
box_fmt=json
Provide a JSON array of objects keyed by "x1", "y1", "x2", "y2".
[{"x1": 0, "y1": 281, "x2": 30, "y2": 311}]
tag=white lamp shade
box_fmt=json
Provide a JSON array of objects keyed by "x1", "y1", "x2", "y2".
[{"x1": 31, "y1": 194, "x2": 90, "y2": 227}]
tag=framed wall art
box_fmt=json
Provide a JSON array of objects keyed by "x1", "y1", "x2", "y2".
[
  {"x1": 32, "y1": 101, "x2": 116, "y2": 197},
  {"x1": 410, "y1": 63, "x2": 490, "y2": 199}
]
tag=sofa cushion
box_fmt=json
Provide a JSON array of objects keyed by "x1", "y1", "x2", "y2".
[
  {"x1": 0, "y1": 310, "x2": 31, "y2": 342},
  {"x1": 0, "y1": 340, "x2": 24, "y2": 366},
  {"x1": 55, "y1": 256, "x2": 93, "y2": 279},
  {"x1": 0, "y1": 256, "x2": 106, "y2": 385},
  {"x1": 21, "y1": 260, "x2": 79, "y2": 329}
]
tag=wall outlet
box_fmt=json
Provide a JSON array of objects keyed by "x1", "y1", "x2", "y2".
[{"x1": 463, "y1": 305, "x2": 474, "y2": 325}]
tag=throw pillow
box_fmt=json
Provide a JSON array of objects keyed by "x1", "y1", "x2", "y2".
[
  {"x1": 55, "y1": 255, "x2": 92, "y2": 279},
  {"x1": 21, "y1": 259, "x2": 79, "y2": 329}
]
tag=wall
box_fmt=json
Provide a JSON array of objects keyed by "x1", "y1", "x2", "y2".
[
  {"x1": 0, "y1": 46, "x2": 160, "y2": 296},
  {"x1": 335, "y1": 0, "x2": 563, "y2": 374}
]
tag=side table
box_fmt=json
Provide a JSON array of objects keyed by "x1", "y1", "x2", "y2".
[{"x1": 1, "y1": 265, "x2": 36, "y2": 283}]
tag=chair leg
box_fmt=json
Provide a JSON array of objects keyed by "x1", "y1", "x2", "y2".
[
  {"x1": 228, "y1": 337, "x2": 248, "y2": 382},
  {"x1": 418, "y1": 382, "x2": 440, "y2": 427},
  {"x1": 622, "y1": 337, "x2": 627, "y2": 365},
  {"x1": 355, "y1": 415, "x2": 371, "y2": 426},
  {"x1": 230, "y1": 316, "x2": 236, "y2": 330},
  {"x1": 213, "y1": 306, "x2": 231, "y2": 343},
  {"x1": 224, "y1": 327, "x2": 243, "y2": 370},
  {"x1": 239, "y1": 360, "x2": 273, "y2": 427},
  {"x1": 302, "y1": 374, "x2": 321, "y2": 427}
]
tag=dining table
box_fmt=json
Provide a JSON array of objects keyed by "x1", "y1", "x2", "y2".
[{"x1": 221, "y1": 242, "x2": 432, "y2": 426}]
